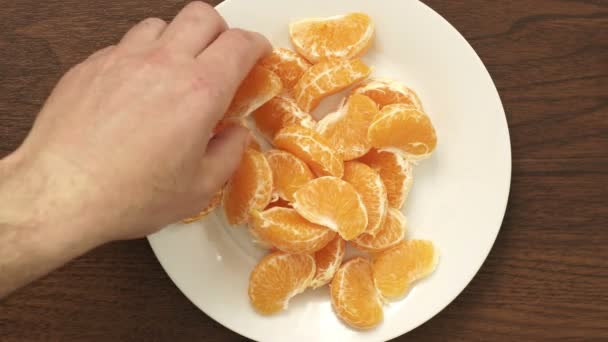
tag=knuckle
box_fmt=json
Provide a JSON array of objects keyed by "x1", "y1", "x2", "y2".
[
  {"x1": 140, "y1": 17, "x2": 166, "y2": 28},
  {"x1": 225, "y1": 28, "x2": 256, "y2": 46},
  {"x1": 143, "y1": 46, "x2": 173, "y2": 65},
  {"x1": 182, "y1": 2, "x2": 226, "y2": 30},
  {"x1": 89, "y1": 45, "x2": 116, "y2": 60},
  {"x1": 222, "y1": 29, "x2": 270, "y2": 57},
  {"x1": 184, "y1": 1, "x2": 213, "y2": 19}
]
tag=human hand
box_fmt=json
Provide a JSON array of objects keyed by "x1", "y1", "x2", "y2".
[{"x1": 5, "y1": 2, "x2": 270, "y2": 243}]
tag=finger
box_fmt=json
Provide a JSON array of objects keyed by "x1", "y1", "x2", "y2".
[
  {"x1": 195, "y1": 28, "x2": 271, "y2": 124},
  {"x1": 87, "y1": 45, "x2": 115, "y2": 61},
  {"x1": 160, "y1": 1, "x2": 227, "y2": 56},
  {"x1": 199, "y1": 125, "x2": 250, "y2": 193},
  {"x1": 120, "y1": 18, "x2": 167, "y2": 48}
]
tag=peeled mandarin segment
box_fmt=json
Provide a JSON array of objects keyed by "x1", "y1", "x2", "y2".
[
  {"x1": 372, "y1": 240, "x2": 439, "y2": 300},
  {"x1": 293, "y1": 58, "x2": 371, "y2": 113},
  {"x1": 352, "y1": 78, "x2": 424, "y2": 110},
  {"x1": 330, "y1": 257, "x2": 383, "y2": 330},
  {"x1": 225, "y1": 65, "x2": 282, "y2": 118},
  {"x1": 249, "y1": 252, "x2": 316, "y2": 315},
  {"x1": 259, "y1": 48, "x2": 312, "y2": 90},
  {"x1": 289, "y1": 12, "x2": 375, "y2": 63},
  {"x1": 248, "y1": 225, "x2": 274, "y2": 250},
  {"x1": 317, "y1": 94, "x2": 379, "y2": 161},
  {"x1": 265, "y1": 149, "x2": 315, "y2": 202},
  {"x1": 358, "y1": 149, "x2": 413, "y2": 209},
  {"x1": 342, "y1": 161, "x2": 388, "y2": 235},
  {"x1": 310, "y1": 236, "x2": 345, "y2": 289},
  {"x1": 252, "y1": 96, "x2": 316, "y2": 140},
  {"x1": 292, "y1": 176, "x2": 368, "y2": 240},
  {"x1": 368, "y1": 104, "x2": 438, "y2": 160},
  {"x1": 249, "y1": 208, "x2": 336, "y2": 254},
  {"x1": 223, "y1": 148, "x2": 273, "y2": 225},
  {"x1": 273, "y1": 125, "x2": 344, "y2": 178},
  {"x1": 182, "y1": 189, "x2": 223, "y2": 223},
  {"x1": 352, "y1": 208, "x2": 406, "y2": 252}
]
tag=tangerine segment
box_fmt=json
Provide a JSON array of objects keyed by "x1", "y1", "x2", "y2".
[
  {"x1": 358, "y1": 149, "x2": 413, "y2": 209},
  {"x1": 248, "y1": 224, "x2": 274, "y2": 250},
  {"x1": 317, "y1": 94, "x2": 379, "y2": 161},
  {"x1": 249, "y1": 252, "x2": 316, "y2": 315},
  {"x1": 252, "y1": 96, "x2": 316, "y2": 140},
  {"x1": 273, "y1": 125, "x2": 344, "y2": 178},
  {"x1": 310, "y1": 236, "x2": 345, "y2": 289},
  {"x1": 342, "y1": 161, "x2": 388, "y2": 235},
  {"x1": 352, "y1": 208, "x2": 407, "y2": 252},
  {"x1": 249, "y1": 208, "x2": 336, "y2": 254},
  {"x1": 368, "y1": 104, "x2": 437, "y2": 159},
  {"x1": 182, "y1": 189, "x2": 223, "y2": 223},
  {"x1": 352, "y1": 78, "x2": 424, "y2": 110},
  {"x1": 293, "y1": 58, "x2": 371, "y2": 113},
  {"x1": 225, "y1": 65, "x2": 282, "y2": 118},
  {"x1": 330, "y1": 257, "x2": 383, "y2": 329},
  {"x1": 265, "y1": 149, "x2": 315, "y2": 202},
  {"x1": 289, "y1": 13, "x2": 374, "y2": 63},
  {"x1": 259, "y1": 48, "x2": 312, "y2": 90},
  {"x1": 223, "y1": 148, "x2": 273, "y2": 225},
  {"x1": 292, "y1": 177, "x2": 368, "y2": 240},
  {"x1": 372, "y1": 240, "x2": 439, "y2": 300}
]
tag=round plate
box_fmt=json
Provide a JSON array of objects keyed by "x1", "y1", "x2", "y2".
[{"x1": 148, "y1": 0, "x2": 511, "y2": 340}]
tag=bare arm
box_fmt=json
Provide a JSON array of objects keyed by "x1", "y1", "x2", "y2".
[
  {"x1": 0, "y1": 1, "x2": 270, "y2": 298},
  {"x1": 0, "y1": 153, "x2": 103, "y2": 297}
]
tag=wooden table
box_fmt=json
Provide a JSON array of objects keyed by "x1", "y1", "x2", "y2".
[{"x1": 1, "y1": 0, "x2": 606, "y2": 340}]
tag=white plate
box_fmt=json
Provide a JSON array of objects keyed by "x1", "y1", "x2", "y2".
[{"x1": 148, "y1": 0, "x2": 511, "y2": 341}]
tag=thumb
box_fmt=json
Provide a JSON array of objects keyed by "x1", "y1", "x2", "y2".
[{"x1": 199, "y1": 125, "x2": 250, "y2": 192}]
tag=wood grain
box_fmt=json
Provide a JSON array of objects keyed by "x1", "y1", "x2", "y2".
[{"x1": 1, "y1": 0, "x2": 607, "y2": 340}]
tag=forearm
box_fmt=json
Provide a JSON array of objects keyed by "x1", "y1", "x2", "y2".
[{"x1": 0, "y1": 151, "x2": 102, "y2": 298}]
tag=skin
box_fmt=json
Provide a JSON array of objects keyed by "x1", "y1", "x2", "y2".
[{"x1": 0, "y1": 1, "x2": 271, "y2": 298}]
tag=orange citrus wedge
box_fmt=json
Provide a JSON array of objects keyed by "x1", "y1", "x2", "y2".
[
  {"x1": 358, "y1": 149, "x2": 413, "y2": 209},
  {"x1": 182, "y1": 189, "x2": 223, "y2": 223},
  {"x1": 310, "y1": 236, "x2": 345, "y2": 289},
  {"x1": 273, "y1": 125, "x2": 344, "y2": 178},
  {"x1": 249, "y1": 252, "x2": 315, "y2": 314},
  {"x1": 225, "y1": 65, "x2": 282, "y2": 118},
  {"x1": 342, "y1": 161, "x2": 388, "y2": 235},
  {"x1": 265, "y1": 149, "x2": 315, "y2": 202},
  {"x1": 372, "y1": 240, "x2": 439, "y2": 300},
  {"x1": 352, "y1": 208, "x2": 407, "y2": 252},
  {"x1": 249, "y1": 207, "x2": 336, "y2": 254},
  {"x1": 223, "y1": 148, "x2": 273, "y2": 225},
  {"x1": 293, "y1": 58, "x2": 371, "y2": 113},
  {"x1": 352, "y1": 78, "x2": 424, "y2": 110},
  {"x1": 292, "y1": 176, "x2": 367, "y2": 240},
  {"x1": 368, "y1": 104, "x2": 437, "y2": 160},
  {"x1": 317, "y1": 94, "x2": 379, "y2": 161},
  {"x1": 252, "y1": 96, "x2": 315, "y2": 140},
  {"x1": 259, "y1": 48, "x2": 312, "y2": 90},
  {"x1": 289, "y1": 13, "x2": 374, "y2": 63},
  {"x1": 330, "y1": 257, "x2": 383, "y2": 329}
]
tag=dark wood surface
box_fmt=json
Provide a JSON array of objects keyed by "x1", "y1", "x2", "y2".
[{"x1": 1, "y1": 0, "x2": 607, "y2": 340}]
